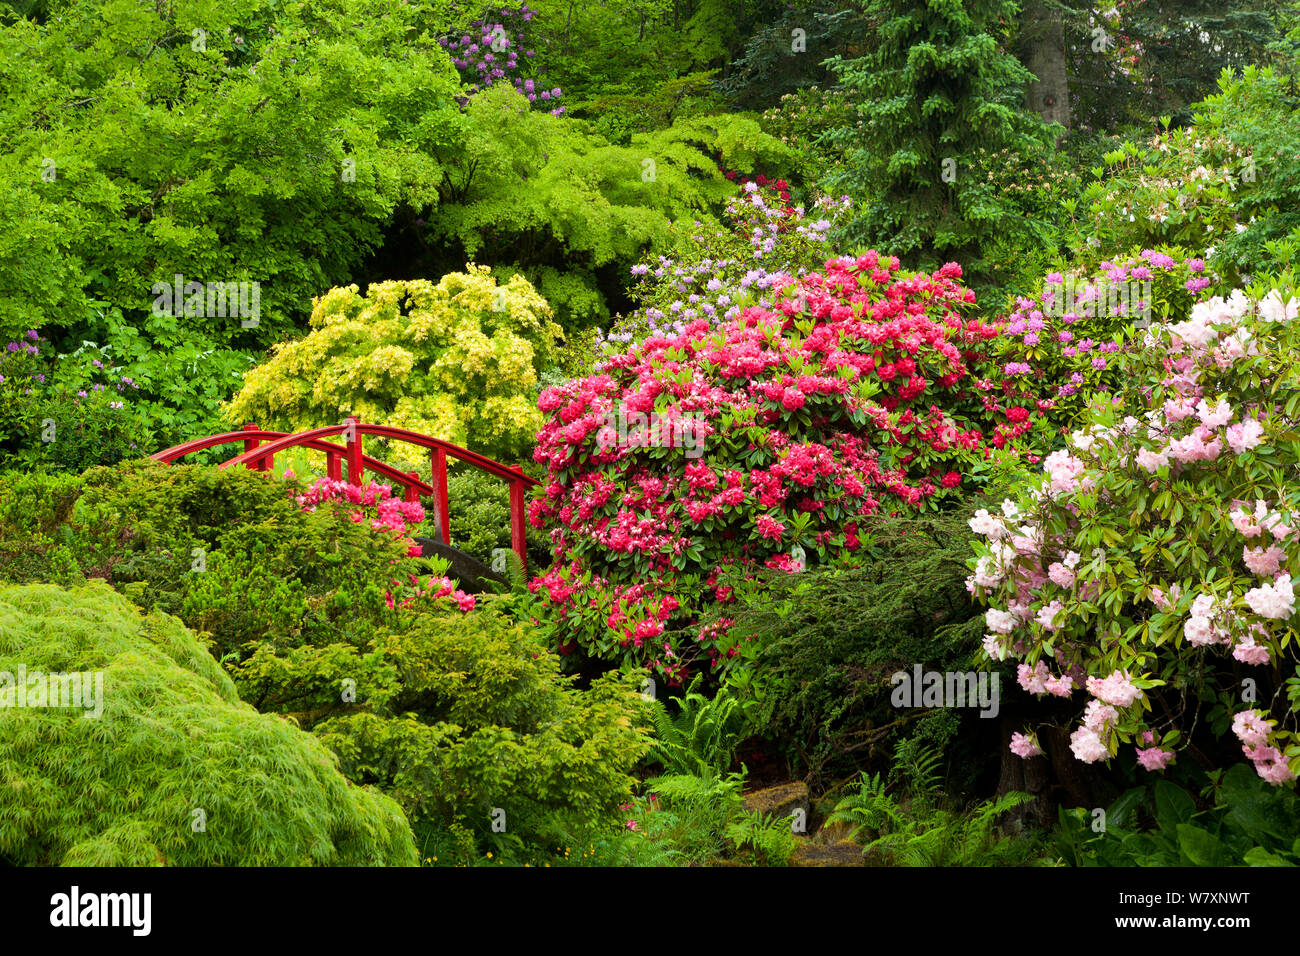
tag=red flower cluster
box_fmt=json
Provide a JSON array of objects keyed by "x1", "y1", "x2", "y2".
[{"x1": 527, "y1": 253, "x2": 1044, "y2": 683}]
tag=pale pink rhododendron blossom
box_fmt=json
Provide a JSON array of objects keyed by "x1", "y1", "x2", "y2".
[
  {"x1": 1069, "y1": 726, "x2": 1109, "y2": 764},
  {"x1": 1009, "y1": 732, "x2": 1043, "y2": 759},
  {"x1": 1243, "y1": 545, "x2": 1285, "y2": 577},
  {"x1": 1243, "y1": 574, "x2": 1295, "y2": 620},
  {"x1": 969, "y1": 285, "x2": 1300, "y2": 784},
  {"x1": 1017, "y1": 661, "x2": 1050, "y2": 695},
  {"x1": 1086, "y1": 670, "x2": 1142, "y2": 707},
  {"x1": 1136, "y1": 746, "x2": 1175, "y2": 771}
]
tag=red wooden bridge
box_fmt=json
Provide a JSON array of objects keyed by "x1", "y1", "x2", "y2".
[{"x1": 151, "y1": 417, "x2": 537, "y2": 567}]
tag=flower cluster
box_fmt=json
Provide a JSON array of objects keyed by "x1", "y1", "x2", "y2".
[
  {"x1": 969, "y1": 283, "x2": 1300, "y2": 785},
  {"x1": 292, "y1": 476, "x2": 476, "y2": 614},
  {"x1": 983, "y1": 249, "x2": 1219, "y2": 439},
  {"x1": 591, "y1": 178, "x2": 852, "y2": 362},
  {"x1": 440, "y1": 3, "x2": 564, "y2": 115},
  {"x1": 296, "y1": 477, "x2": 427, "y2": 549},
  {"x1": 531, "y1": 253, "x2": 1042, "y2": 682}
]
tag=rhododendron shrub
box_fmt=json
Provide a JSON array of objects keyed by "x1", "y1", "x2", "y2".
[
  {"x1": 591, "y1": 178, "x2": 852, "y2": 361},
  {"x1": 531, "y1": 253, "x2": 1045, "y2": 682},
  {"x1": 969, "y1": 282, "x2": 1300, "y2": 786},
  {"x1": 982, "y1": 250, "x2": 1222, "y2": 440}
]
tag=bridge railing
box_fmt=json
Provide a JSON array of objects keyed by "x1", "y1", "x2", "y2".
[{"x1": 151, "y1": 417, "x2": 536, "y2": 569}]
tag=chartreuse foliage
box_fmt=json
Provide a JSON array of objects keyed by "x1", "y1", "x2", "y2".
[
  {"x1": 225, "y1": 268, "x2": 562, "y2": 466},
  {"x1": 0, "y1": 581, "x2": 417, "y2": 866},
  {"x1": 0, "y1": 0, "x2": 464, "y2": 441},
  {"x1": 420, "y1": 83, "x2": 802, "y2": 330}
]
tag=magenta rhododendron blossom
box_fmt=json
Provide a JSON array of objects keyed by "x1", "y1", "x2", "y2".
[{"x1": 529, "y1": 253, "x2": 1043, "y2": 682}]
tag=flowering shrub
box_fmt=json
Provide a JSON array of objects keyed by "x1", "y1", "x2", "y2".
[
  {"x1": 591, "y1": 177, "x2": 852, "y2": 361},
  {"x1": 1069, "y1": 68, "x2": 1300, "y2": 281},
  {"x1": 0, "y1": 330, "x2": 152, "y2": 471},
  {"x1": 530, "y1": 253, "x2": 1045, "y2": 683},
  {"x1": 440, "y1": 3, "x2": 565, "y2": 116},
  {"x1": 225, "y1": 268, "x2": 561, "y2": 466},
  {"x1": 983, "y1": 249, "x2": 1222, "y2": 438},
  {"x1": 968, "y1": 282, "x2": 1300, "y2": 786},
  {"x1": 293, "y1": 477, "x2": 475, "y2": 613}
]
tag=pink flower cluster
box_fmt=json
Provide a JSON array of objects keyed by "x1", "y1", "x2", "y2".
[
  {"x1": 530, "y1": 253, "x2": 1037, "y2": 682},
  {"x1": 973, "y1": 286, "x2": 1300, "y2": 784},
  {"x1": 1232, "y1": 710, "x2": 1296, "y2": 785},
  {"x1": 296, "y1": 477, "x2": 426, "y2": 551}
]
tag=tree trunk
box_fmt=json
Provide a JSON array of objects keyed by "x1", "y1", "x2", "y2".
[
  {"x1": 995, "y1": 714, "x2": 1053, "y2": 830},
  {"x1": 1018, "y1": 2, "x2": 1071, "y2": 131}
]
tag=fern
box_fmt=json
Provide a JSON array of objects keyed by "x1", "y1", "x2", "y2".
[
  {"x1": 893, "y1": 740, "x2": 945, "y2": 801},
  {"x1": 826, "y1": 771, "x2": 900, "y2": 840},
  {"x1": 646, "y1": 676, "x2": 749, "y2": 777},
  {"x1": 725, "y1": 811, "x2": 798, "y2": 866}
]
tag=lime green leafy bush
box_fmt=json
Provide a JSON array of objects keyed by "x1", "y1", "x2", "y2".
[
  {"x1": 225, "y1": 269, "x2": 561, "y2": 466},
  {"x1": 0, "y1": 581, "x2": 417, "y2": 866}
]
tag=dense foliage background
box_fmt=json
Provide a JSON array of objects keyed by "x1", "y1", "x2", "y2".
[{"x1": 3, "y1": 0, "x2": 1299, "y2": 869}]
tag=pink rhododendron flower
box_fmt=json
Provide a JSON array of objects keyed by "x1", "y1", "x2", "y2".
[
  {"x1": 1232, "y1": 709, "x2": 1271, "y2": 748},
  {"x1": 1083, "y1": 699, "x2": 1118, "y2": 732},
  {"x1": 1136, "y1": 746, "x2": 1175, "y2": 771},
  {"x1": 986, "y1": 608, "x2": 1017, "y2": 634},
  {"x1": 1244, "y1": 573, "x2": 1295, "y2": 619},
  {"x1": 1035, "y1": 600, "x2": 1064, "y2": 631},
  {"x1": 1017, "y1": 661, "x2": 1050, "y2": 695},
  {"x1": 1069, "y1": 726, "x2": 1109, "y2": 763},
  {"x1": 1010, "y1": 732, "x2": 1043, "y2": 759},
  {"x1": 1225, "y1": 419, "x2": 1264, "y2": 455},
  {"x1": 1044, "y1": 674, "x2": 1074, "y2": 697},
  {"x1": 1243, "y1": 545, "x2": 1284, "y2": 577},
  {"x1": 1047, "y1": 561, "x2": 1075, "y2": 588},
  {"x1": 1086, "y1": 670, "x2": 1142, "y2": 707}
]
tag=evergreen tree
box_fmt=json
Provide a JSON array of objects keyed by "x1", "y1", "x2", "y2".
[{"x1": 821, "y1": 0, "x2": 1057, "y2": 279}]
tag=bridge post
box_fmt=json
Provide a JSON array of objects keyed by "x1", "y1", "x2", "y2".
[
  {"x1": 404, "y1": 471, "x2": 420, "y2": 503},
  {"x1": 345, "y1": 416, "x2": 363, "y2": 486},
  {"x1": 326, "y1": 451, "x2": 341, "y2": 482},
  {"x1": 242, "y1": 422, "x2": 270, "y2": 472},
  {"x1": 430, "y1": 446, "x2": 450, "y2": 545},
  {"x1": 509, "y1": 467, "x2": 527, "y2": 571}
]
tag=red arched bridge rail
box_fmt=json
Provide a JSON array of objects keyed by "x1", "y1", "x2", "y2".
[{"x1": 151, "y1": 417, "x2": 536, "y2": 569}]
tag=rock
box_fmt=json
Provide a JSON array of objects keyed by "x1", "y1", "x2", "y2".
[
  {"x1": 742, "y1": 781, "x2": 810, "y2": 821},
  {"x1": 790, "y1": 841, "x2": 866, "y2": 867},
  {"x1": 411, "y1": 538, "x2": 507, "y2": 594}
]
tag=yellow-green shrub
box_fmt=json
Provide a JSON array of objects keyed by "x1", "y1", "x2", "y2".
[
  {"x1": 0, "y1": 581, "x2": 417, "y2": 866},
  {"x1": 225, "y1": 267, "x2": 562, "y2": 466}
]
